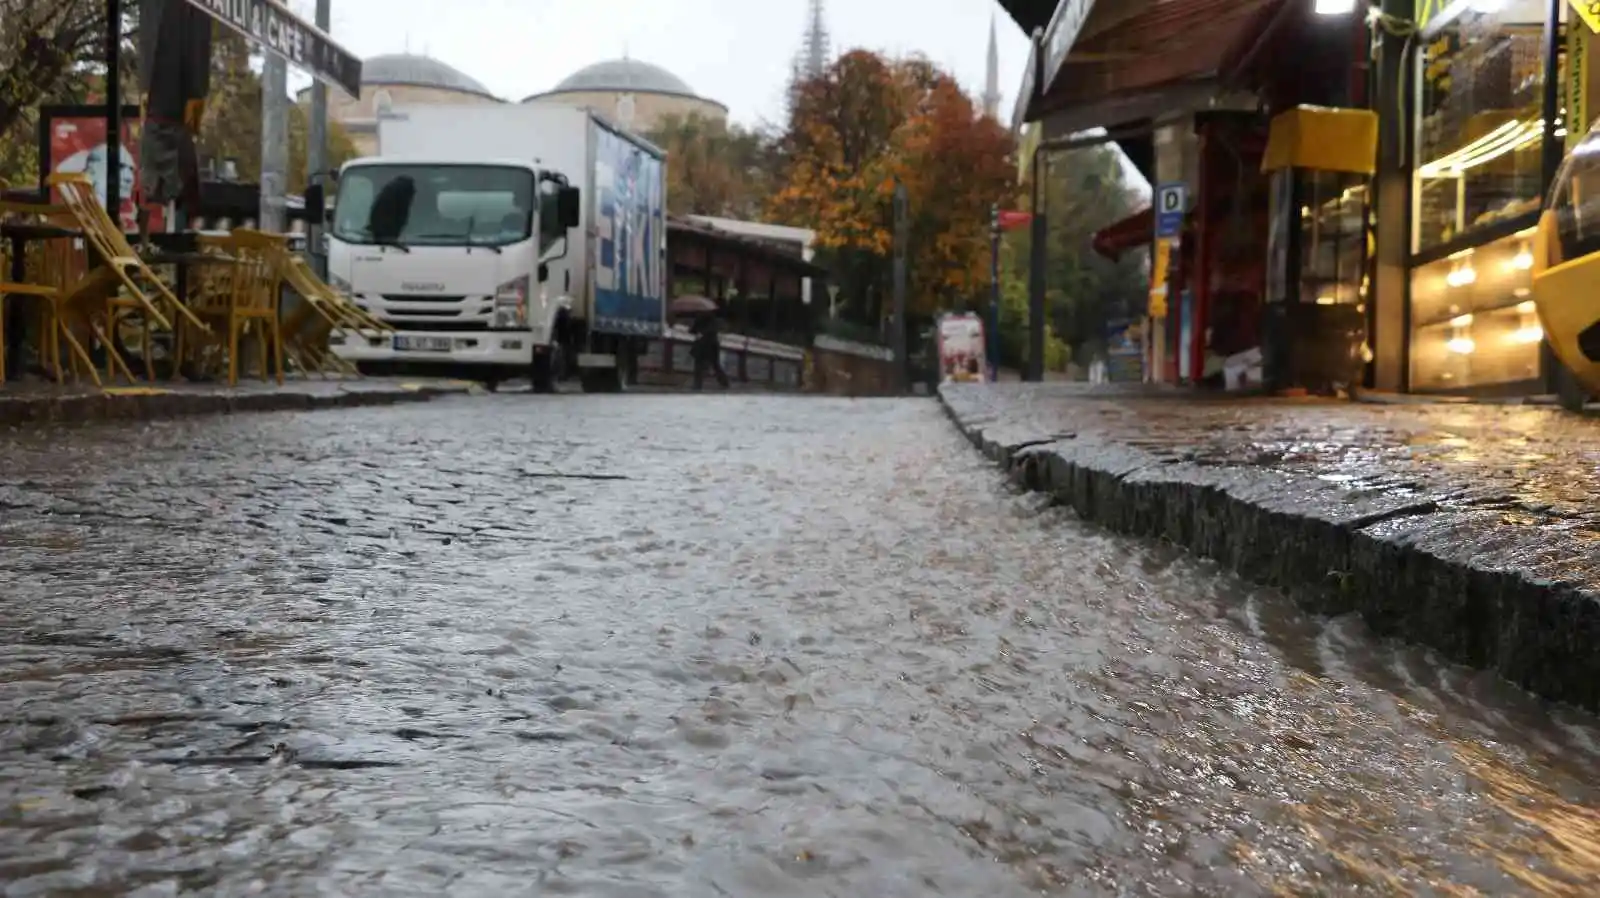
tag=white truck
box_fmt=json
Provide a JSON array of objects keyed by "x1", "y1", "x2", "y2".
[{"x1": 325, "y1": 103, "x2": 668, "y2": 392}]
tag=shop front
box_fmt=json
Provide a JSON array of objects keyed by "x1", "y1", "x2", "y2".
[{"x1": 1401, "y1": 0, "x2": 1565, "y2": 395}]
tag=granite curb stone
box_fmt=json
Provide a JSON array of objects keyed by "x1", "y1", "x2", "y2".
[
  {"x1": 0, "y1": 381, "x2": 474, "y2": 427},
  {"x1": 938, "y1": 384, "x2": 1600, "y2": 712}
]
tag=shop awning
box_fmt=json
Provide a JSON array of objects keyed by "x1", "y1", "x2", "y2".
[
  {"x1": 1016, "y1": 0, "x2": 1280, "y2": 134},
  {"x1": 995, "y1": 0, "x2": 1056, "y2": 32},
  {"x1": 1092, "y1": 206, "x2": 1153, "y2": 261}
]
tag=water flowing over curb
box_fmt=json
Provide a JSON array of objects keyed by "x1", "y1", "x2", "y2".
[{"x1": 938, "y1": 386, "x2": 1600, "y2": 712}]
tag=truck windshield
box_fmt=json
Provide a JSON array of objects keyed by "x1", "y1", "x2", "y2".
[{"x1": 332, "y1": 164, "x2": 536, "y2": 248}]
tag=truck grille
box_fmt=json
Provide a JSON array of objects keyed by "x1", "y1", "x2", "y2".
[
  {"x1": 358, "y1": 293, "x2": 493, "y2": 332},
  {"x1": 381, "y1": 294, "x2": 467, "y2": 304}
]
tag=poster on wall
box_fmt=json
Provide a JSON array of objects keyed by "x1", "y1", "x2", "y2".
[
  {"x1": 44, "y1": 111, "x2": 165, "y2": 232},
  {"x1": 937, "y1": 313, "x2": 987, "y2": 383}
]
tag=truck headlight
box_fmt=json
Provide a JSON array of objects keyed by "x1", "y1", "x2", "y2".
[{"x1": 493, "y1": 275, "x2": 529, "y2": 328}]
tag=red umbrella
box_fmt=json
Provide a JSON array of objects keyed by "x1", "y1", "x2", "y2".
[{"x1": 669, "y1": 294, "x2": 718, "y2": 316}]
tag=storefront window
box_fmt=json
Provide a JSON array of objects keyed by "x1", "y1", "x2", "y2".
[
  {"x1": 1413, "y1": 7, "x2": 1547, "y2": 251},
  {"x1": 1409, "y1": 226, "x2": 1542, "y2": 391}
]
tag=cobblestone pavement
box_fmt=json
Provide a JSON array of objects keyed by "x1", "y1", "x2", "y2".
[{"x1": 2, "y1": 394, "x2": 1600, "y2": 896}]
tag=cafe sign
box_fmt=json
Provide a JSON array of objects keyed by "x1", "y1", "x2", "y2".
[{"x1": 185, "y1": 0, "x2": 363, "y2": 96}]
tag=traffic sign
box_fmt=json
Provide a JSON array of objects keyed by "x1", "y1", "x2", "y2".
[{"x1": 1155, "y1": 183, "x2": 1187, "y2": 238}]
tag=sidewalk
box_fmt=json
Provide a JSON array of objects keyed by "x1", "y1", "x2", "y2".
[
  {"x1": 940, "y1": 382, "x2": 1600, "y2": 710},
  {"x1": 0, "y1": 377, "x2": 478, "y2": 427}
]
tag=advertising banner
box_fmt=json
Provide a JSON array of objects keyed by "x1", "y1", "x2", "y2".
[
  {"x1": 593, "y1": 125, "x2": 665, "y2": 335},
  {"x1": 937, "y1": 313, "x2": 987, "y2": 383},
  {"x1": 45, "y1": 111, "x2": 166, "y2": 232}
]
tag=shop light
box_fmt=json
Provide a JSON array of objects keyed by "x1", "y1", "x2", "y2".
[
  {"x1": 1450, "y1": 313, "x2": 1474, "y2": 328},
  {"x1": 1313, "y1": 0, "x2": 1357, "y2": 13},
  {"x1": 1446, "y1": 264, "x2": 1477, "y2": 288},
  {"x1": 1316, "y1": 294, "x2": 1337, "y2": 305},
  {"x1": 1446, "y1": 336, "x2": 1477, "y2": 354},
  {"x1": 1419, "y1": 118, "x2": 1542, "y2": 177},
  {"x1": 1510, "y1": 299, "x2": 1542, "y2": 343},
  {"x1": 1511, "y1": 246, "x2": 1534, "y2": 270}
]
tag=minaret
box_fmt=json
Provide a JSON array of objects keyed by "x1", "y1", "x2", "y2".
[
  {"x1": 982, "y1": 14, "x2": 1001, "y2": 119},
  {"x1": 787, "y1": 0, "x2": 831, "y2": 118},
  {"x1": 802, "y1": 0, "x2": 830, "y2": 80}
]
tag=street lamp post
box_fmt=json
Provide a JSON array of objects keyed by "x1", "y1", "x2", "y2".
[
  {"x1": 989, "y1": 203, "x2": 1000, "y2": 382},
  {"x1": 892, "y1": 179, "x2": 909, "y2": 393}
]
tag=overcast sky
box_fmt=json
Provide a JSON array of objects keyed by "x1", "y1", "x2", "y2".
[{"x1": 281, "y1": 0, "x2": 1033, "y2": 128}]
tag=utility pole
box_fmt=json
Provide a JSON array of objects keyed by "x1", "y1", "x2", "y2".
[
  {"x1": 307, "y1": 0, "x2": 332, "y2": 274},
  {"x1": 260, "y1": 54, "x2": 289, "y2": 233},
  {"x1": 892, "y1": 179, "x2": 909, "y2": 393},
  {"x1": 989, "y1": 203, "x2": 1001, "y2": 382}
]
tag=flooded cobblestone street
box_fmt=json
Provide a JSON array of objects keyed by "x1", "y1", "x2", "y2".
[{"x1": 3, "y1": 395, "x2": 1600, "y2": 896}]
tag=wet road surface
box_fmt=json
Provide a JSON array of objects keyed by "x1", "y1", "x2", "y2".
[{"x1": 2, "y1": 395, "x2": 1600, "y2": 896}]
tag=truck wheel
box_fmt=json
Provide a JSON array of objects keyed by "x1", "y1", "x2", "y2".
[{"x1": 531, "y1": 346, "x2": 560, "y2": 394}]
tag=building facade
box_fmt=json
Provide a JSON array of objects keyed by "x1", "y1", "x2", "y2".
[{"x1": 1003, "y1": 0, "x2": 1587, "y2": 399}]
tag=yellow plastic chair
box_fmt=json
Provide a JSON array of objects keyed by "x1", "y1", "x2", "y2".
[
  {"x1": 181, "y1": 229, "x2": 284, "y2": 386},
  {"x1": 276, "y1": 250, "x2": 391, "y2": 376},
  {"x1": 47, "y1": 172, "x2": 209, "y2": 342},
  {"x1": 0, "y1": 200, "x2": 104, "y2": 386}
]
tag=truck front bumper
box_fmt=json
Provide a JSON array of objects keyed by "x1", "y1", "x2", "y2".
[{"x1": 331, "y1": 330, "x2": 533, "y2": 367}]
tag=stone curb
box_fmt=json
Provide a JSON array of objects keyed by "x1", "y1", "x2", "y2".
[
  {"x1": 0, "y1": 384, "x2": 465, "y2": 428},
  {"x1": 938, "y1": 387, "x2": 1600, "y2": 712}
]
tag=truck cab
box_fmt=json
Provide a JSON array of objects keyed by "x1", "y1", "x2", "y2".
[{"x1": 325, "y1": 157, "x2": 580, "y2": 391}]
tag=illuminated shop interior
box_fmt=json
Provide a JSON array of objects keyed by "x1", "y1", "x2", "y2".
[{"x1": 1409, "y1": 0, "x2": 1561, "y2": 392}]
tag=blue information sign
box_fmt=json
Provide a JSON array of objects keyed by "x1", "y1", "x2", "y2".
[{"x1": 1155, "y1": 182, "x2": 1187, "y2": 238}]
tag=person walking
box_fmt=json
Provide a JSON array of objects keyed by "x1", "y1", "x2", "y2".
[{"x1": 690, "y1": 309, "x2": 730, "y2": 390}]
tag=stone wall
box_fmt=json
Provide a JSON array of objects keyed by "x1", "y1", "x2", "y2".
[{"x1": 807, "y1": 336, "x2": 898, "y2": 397}]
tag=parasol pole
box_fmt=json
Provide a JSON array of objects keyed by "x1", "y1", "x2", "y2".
[
  {"x1": 307, "y1": 0, "x2": 331, "y2": 274},
  {"x1": 105, "y1": 0, "x2": 122, "y2": 223}
]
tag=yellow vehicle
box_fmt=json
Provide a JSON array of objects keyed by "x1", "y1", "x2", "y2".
[{"x1": 1534, "y1": 119, "x2": 1600, "y2": 410}]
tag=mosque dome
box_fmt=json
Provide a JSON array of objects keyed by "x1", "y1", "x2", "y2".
[
  {"x1": 548, "y1": 58, "x2": 698, "y2": 98},
  {"x1": 361, "y1": 53, "x2": 496, "y2": 99}
]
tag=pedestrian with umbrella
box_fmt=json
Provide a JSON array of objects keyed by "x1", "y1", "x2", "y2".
[{"x1": 671, "y1": 294, "x2": 729, "y2": 391}]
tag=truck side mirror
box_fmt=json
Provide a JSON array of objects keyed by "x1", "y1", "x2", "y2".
[
  {"x1": 538, "y1": 262, "x2": 550, "y2": 283},
  {"x1": 303, "y1": 183, "x2": 326, "y2": 221},
  {"x1": 558, "y1": 186, "x2": 581, "y2": 229}
]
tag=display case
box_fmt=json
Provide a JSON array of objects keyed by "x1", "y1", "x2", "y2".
[
  {"x1": 1412, "y1": 12, "x2": 1546, "y2": 253},
  {"x1": 1409, "y1": 226, "x2": 1541, "y2": 391},
  {"x1": 1260, "y1": 106, "x2": 1376, "y2": 392}
]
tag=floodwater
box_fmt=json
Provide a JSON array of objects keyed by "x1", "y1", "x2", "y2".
[{"x1": 1, "y1": 395, "x2": 1598, "y2": 896}]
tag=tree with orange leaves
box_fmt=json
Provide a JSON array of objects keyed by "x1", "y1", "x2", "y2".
[{"x1": 766, "y1": 49, "x2": 1014, "y2": 325}]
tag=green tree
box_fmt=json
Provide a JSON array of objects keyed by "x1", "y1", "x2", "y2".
[
  {"x1": 645, "y1": 112, "x2": 775, "y2": 220},
  {"x1": 995, "y1": 143, "x2": 1146, "y2": 373}
]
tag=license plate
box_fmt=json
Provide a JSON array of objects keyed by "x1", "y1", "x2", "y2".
[{"x1": 394, "y1": 336, "x2": 451, "y2": 352}]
